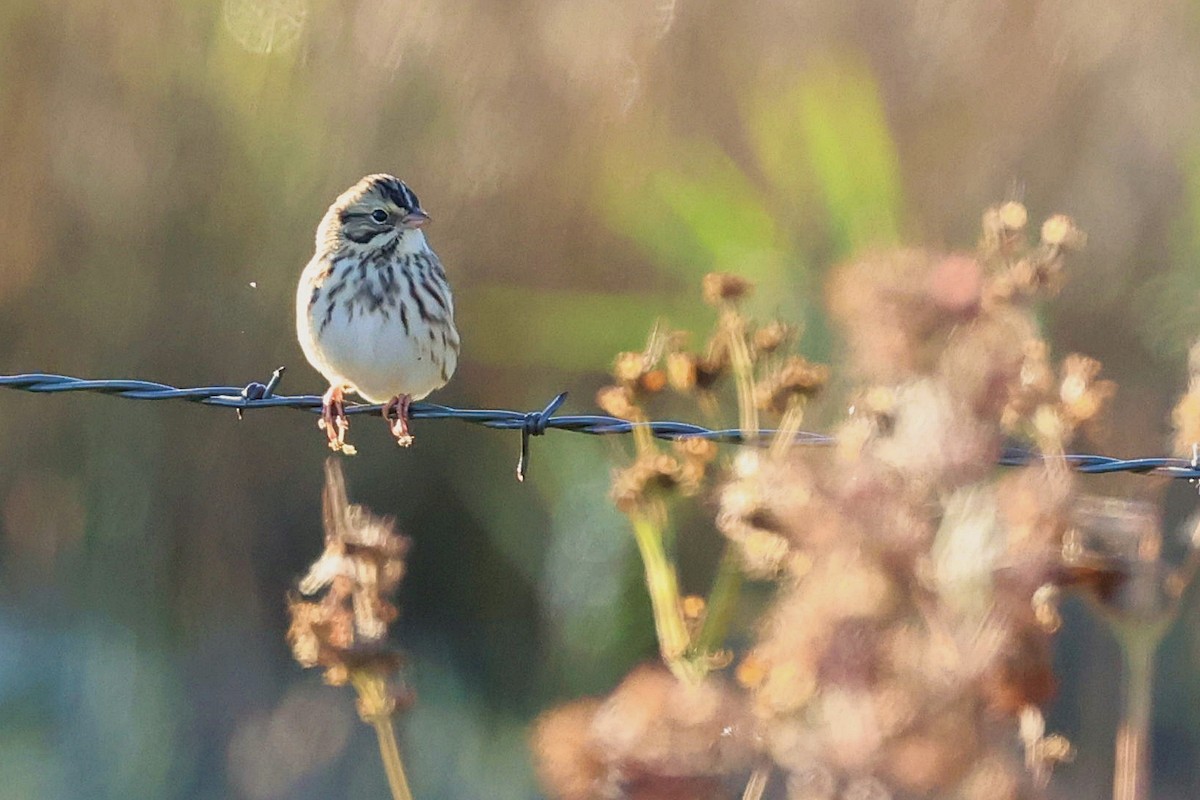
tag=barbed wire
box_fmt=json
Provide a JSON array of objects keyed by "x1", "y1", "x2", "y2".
[{"x1": 3, "y1": 370, "x2": 1199, "y2": 482}]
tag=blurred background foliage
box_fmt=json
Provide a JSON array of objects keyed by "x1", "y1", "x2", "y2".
[{"x1": 2, "y1": 0, "x2": 1200, "y2": 798}]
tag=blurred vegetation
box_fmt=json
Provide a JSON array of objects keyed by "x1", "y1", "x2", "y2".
[{"x1": 2, "y1": 1, "x2": 1200, "y2": 798}]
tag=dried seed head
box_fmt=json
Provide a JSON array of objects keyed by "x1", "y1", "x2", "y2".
[
  {"x1": 673, "y1": 436, "x2": 718, "y2": 464},
  {"x1": 287, "y1": 460, "x2": 410, "y2": 693},
  {"x1": 682, "y1": 595, "x2": 706, "y2": 621},
  {"x1": 1040, "y1": 215, "x2": 1085, "y2": 250},
  {"x1": 756, "y1": 357, "x2": 831, "y2": 413},
  {"x1": 287, "y1": 592, "x2": 356, "y2": 683},
  {"x1": 753, "y1": 321, "x2": 796, "y2": 355},
  {"x1": 666, "y1": 352, "x2": 699, "y2": 392},
  {"x1": 981, "y1": 211, "x2": 1084, "y2": 304},
  {"x1": 1031, "y1": 584, "x2": 1062, "y2": 633},
  {"x1": 694, "y1": 355, "x2": 728, "y2": 390},
  {"x1": 613, "y1": 351, "x2": 647, "y2": 384},
  {"x1": 610, "y1": 454, "x2": 686, "y2": 512},
  {"x1": 738, "y1": 528, "x2": 792, "y2": 577},
  {"x1": 1031, "y1": 734, "x2": 1074, "y2": 769},
  {"x1": 736, "y1": 653, "x2": 768, "y2": 689},
  {"x1": 1012, "y1": 257, "x2": 1062, "y2": 298},
  {"x1": 981, "y1": 203, "x2": 1029, "y2": 257},
  {"x1": 715, "y1": 471, "x2": 794, "y2": 577},
  {"x1": 639, "y1": 370, "x2": 667, "y2": 394},
  {"x1": 612, "y1": 350, "x2": 667, "y2": 397},
  {"x1": 998, "y1": 201, "x2": 1029, "y2": 232},
  {"x1": 1058, "y1": 354, "x2": 1114, "y2": 427},
  {"x1": 596, "y1": 385, "x2": 639, "y2": 420},
  {"x1": 1020, "y1": 706, "x2": 1074, "y2": 787},
  {"x1": 702, "y1": 272, "x2": 754, "y2": 306}
]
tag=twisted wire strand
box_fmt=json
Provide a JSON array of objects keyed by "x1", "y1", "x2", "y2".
[{"x1": 3, "y1": 371, "x2": 1198, "y2": 481}]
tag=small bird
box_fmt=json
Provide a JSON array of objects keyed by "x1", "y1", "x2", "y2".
[{"x1": 296, "y1": 174, "x2": 460, "y2": 453}]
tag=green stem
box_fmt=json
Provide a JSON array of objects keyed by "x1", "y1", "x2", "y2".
[
  {"x1": 722, "y1": 309, "x2": 759, "y2": 440},
  {"x1": 693, "y1": 547, "x2": 744, "y2": 657},
  {"x1": 630, "y1": 511, "x2": 690, "y2": 669}
]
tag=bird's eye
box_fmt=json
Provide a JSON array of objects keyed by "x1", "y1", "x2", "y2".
[{"x1": 371, "y1": 209, "x2": 389, "y2": 224}]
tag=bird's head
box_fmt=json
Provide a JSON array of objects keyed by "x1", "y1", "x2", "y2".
[{"x1": 317, "y1": 174, "x2": 431, "y2": 256}]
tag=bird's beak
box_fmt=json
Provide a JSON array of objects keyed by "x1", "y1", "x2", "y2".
[{"x1": 400, "y1": 209, "x2": 431, "y2": 229}]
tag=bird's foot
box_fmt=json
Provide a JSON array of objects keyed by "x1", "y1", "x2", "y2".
[
  {"x1": 318, "y1": 385, "x2": 357, "y2": 455},
  {"x1": 383, "y1": 394, "x2": 414, "y2": 448}
]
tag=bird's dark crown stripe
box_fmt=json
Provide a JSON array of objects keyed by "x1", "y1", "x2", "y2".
[
  {"x1": 402, "y1": 184, "x2": 420, "y2": 211},
  {"x1": 367, "y1": 176, "x2": 420, "y2": 212}
]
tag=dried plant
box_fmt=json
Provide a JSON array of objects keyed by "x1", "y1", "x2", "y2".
[
  {"x1": 287, "y1": 459, "x2": 414, "y2": 800},
  {"x1": 595, "y1": 272, "x2": 828, "y2": 683},
  {"x1": 527, "y1": 203, "x2": 1190, "y2": 800}
]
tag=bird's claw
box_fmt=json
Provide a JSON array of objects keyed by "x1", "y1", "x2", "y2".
[
  {"x1": 384, "y1": 395, "x2": 414, "y2": 448},
  {"x1": 320, "y1": 386, "x2": 357, "y2": 455}
]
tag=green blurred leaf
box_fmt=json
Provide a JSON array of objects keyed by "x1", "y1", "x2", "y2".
[
  {"x1": 747, "y1": 54, "x2": 903, "y2": 255},
  {"x1": 595, "y1": 132, "x2": 796, "y2": 297}
]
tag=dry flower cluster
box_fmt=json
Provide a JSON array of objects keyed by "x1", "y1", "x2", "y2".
[
  {"x1": 532, "y1": 204, "x2": 1122, "y2": 800},
  {"x1": 287, "y1": 459, "x2": 415, "y2": 799}
]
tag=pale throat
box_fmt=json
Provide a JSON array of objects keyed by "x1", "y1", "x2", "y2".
[{"x1": 392, "y1": 229, "x2": 431, "y2": 256}]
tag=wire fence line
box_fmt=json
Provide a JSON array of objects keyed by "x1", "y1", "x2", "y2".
[{"x1": 3, "y1": 370, "x2": 1200, "y2": 482}]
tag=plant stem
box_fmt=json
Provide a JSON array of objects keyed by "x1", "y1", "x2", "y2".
[
  {"x1": 769, "y1": 400, "x2": 806, "y2": 460},
  {"x1": 1109, "y1": 558, "x2": 1171, "y2": 800},
  {"x1": 1113, "y1": 628, "x2": 1158, "y2": 800},
  {"x1": 372, "y1": 715, "x2": 415, "y2": 800},
  {"x1": 352, "y1": 674, "x2": 415, "y2": 800},
  {"x1": 722, "y1": 309, "x2": 759, "y2": 440},
  {"x1": 693, "y1": 546, "x2": 743, "y2": 656},
  {"x1": 630, "y1": 510, "x2": 691, "y2": 669},
  {"x1": 741, "y1": 766, "x2": 771, "y2": 800}
]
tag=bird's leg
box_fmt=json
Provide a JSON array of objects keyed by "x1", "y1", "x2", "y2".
[
  {"x1": 383, "y1": 394, "x2": 415, "y2": 448},
  {"x1": 318, "y1": 384, "x2": 355, "y2": 454}
]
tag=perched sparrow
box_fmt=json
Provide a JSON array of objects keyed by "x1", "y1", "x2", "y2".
[{"x1": 297, "y1": 174, "x2": 460, "y2": 452}]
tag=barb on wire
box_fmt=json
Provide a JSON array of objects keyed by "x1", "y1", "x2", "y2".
[{"x1": 2, "y1": 371, "x2": 1198, "y2": 482}]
